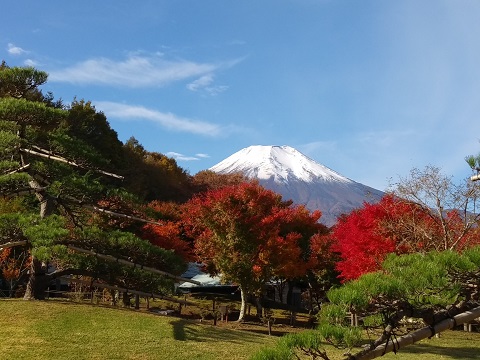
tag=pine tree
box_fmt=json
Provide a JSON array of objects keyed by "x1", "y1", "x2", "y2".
[{"x1": 0, "y1": 63, "x2": 187, "y2": 300}]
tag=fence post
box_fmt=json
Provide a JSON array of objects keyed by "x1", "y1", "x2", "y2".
[{"x1": 135, "y1": 294, "x2": 140, "y2": 310}]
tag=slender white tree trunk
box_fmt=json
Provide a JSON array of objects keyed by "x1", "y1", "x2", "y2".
[{"x1": 238, "y1": 286, "x2": 247, "y2": 322}]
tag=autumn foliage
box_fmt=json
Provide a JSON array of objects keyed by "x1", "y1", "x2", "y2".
[
  {"x1": 182, "y1": 181, "x2": 326, "y2": 319},
  {"x1": 0, "y1": 248, "x2": 29, "y2": 281},
  {"x1": 332, "y1": 197, "x2": 396, "y2": 281},
  {"x1": 140, "y1": 201, "x2": 194, "y2": 261},
  {"x1": 0, "y1": 247, "x2": 31, "y2": 296},
  {"x1": 332, "y1": 194, "x2": 480, "y2": 281}
]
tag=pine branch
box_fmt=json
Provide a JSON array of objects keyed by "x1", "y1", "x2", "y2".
[
  {"x1": 350, "y1": 305, "x2": 480, "y2": 360},
  {"x1": 2, "y1": 186, "x2": 48, "y2": 198},
  {"x1": 47, "y1": 268, "x2": 100, "y2": 281},
  {"x1": 471, "y1": 174, "x2": 480, "y2": 182},
  {"x1": 5, "y1": 164, "x2": 30, "y2": 175},
  {"x1": 0, "y1": 240, "x2": 28, "y2": 250},
  {"x1": 66, "y1": 245, "x2": 200, "y2": 285},
  {"x1": 61, "y1": 194, "x2": 163, "y2": 226},
  {"x1": 88, "y1": 204, "x2": 163, "y2": 226},
  {"x1": 19, "y1": 147, "x2": 124, "y2": 180}
]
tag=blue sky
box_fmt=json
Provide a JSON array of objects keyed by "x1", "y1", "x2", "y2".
[{"x1": 2, "y1": 1, "x2": 480, "y2": 191}]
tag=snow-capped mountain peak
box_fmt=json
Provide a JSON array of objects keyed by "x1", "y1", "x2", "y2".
[
  {"x1": 209, "y1": 145, "x2": 351, "y2": 184},
  {"x1": 209, "y1": 145, "x2": 384, "y2": 226}
]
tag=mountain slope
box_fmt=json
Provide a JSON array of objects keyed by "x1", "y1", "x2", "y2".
[{"x1": 210, "y1": 145, "x2": 384, "y2": 226}]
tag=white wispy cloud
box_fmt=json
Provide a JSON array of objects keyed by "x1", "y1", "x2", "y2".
[
  {"x1": 186, "y1": 74, "x2": 229, "y2": 95},
  {"x1": 298, "y1": 140, "x2": 338, "y2": 155},
  {"x1": 166, "y1": 152, "x2": 201, "y2": 161},
  {"x1": 49, "y1": 53, "x2": 243, "y2": 88},
  {"x1": 355, "y1": 129, "x2": 415, "y2": 148},
  {"x1": 187, "y1": 74, "x2": 214, "y2": 91},
  {"x1": 24, "y1": 59, "x2": 38, "y2": 67},
  {"x1": 205, "y1": 85, "x2": 229, "y2": 96},
  {"x1": 95, "y1": 101, "x2": 222, "y2": 136},
  {"x1": 7, "y1": 43, "x2": 27, "y2": 55},
  {"x1": 195, "y1": 153, "x2": 210, "y2": 158}
]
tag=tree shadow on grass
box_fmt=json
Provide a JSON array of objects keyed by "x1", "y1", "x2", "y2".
[
  {"x1": 398, "y1": 343, "x2": 480, "y2": 359},
  {"x1": 171, "y1": 319, "x2": 189, "y2": 341},
  {"x1": 169, "y1": 319, "x2": 271, "y2": 345}
]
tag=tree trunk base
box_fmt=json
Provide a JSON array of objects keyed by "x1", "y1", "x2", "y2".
[{"x1": 23, "y1": 258, "x2": 49, "y2": 300}]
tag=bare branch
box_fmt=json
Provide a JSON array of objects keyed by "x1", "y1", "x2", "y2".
[
  {"x1": 61, "y1": 195, "x2": 163, "y2": 226},
  {"x1": 2, "y1": 186, "x2": 48, "y2": 198},
  {"x1": 66, "y1": 245, "x2": 200, "y2": 285},
  {"x1": 5, "y1": 164, "x2": 30, "y2": 175},
  {"x1": 19, "y1": 147, "x2": 124, "y2": 180},
  {"x1": 88, "y1": 204, "x2": 163, "y2": 226},
  {"x1": 0, "y1": 240, "x2": 28, "y2": 250}
]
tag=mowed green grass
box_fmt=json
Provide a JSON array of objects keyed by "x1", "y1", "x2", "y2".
[
  {"x1": 1, "y1": 299, "x2": 480, "y2": 360},
  {"x1": 351, "y1": 330, "x2": 480, "y2": 360},
  {"x1": 0, "y1": 299, "x2": 276, "y2": 360}
]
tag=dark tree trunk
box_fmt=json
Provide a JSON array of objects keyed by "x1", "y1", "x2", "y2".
[
  {"x1": 255, "y1": 296, "x2": 263, "y2": 318},
  {"x1": 286, "y1": 281, "x2": 294, "y2": 306},
  {"x1": 275, "y1": 279, "x2": 287, "y2": 303},
  {"x1": 122, "y1": 291, "x2": 131, "y2": 307},
  {"x1": 23, "y1": 257, "x2": 49, "y2": 300},
  {"x1": 110, "y1": 289, "x2": 117, "y2": 306}
]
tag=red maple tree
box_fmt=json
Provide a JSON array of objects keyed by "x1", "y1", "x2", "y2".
[
  {"x1": 183, "y1": 181, "x2": 325, "y2": 320},
  {"x1": 332, "y1": 194, "x2": 480, "y2": 281},
  {"x1": 140, "y1": 201, "x2": 194, "y2": 262},
  {"x1": 0, "y1": 247, "x2": 31, "y2": 297}
]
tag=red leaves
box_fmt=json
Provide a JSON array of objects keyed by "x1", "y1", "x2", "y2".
[
  {"x1": 182, "y1": 181, "x2": 326, "y2": 288},
  {"x1": 140, "y1": 201, "x2": 194, "y2": 262},
  {"x1": 332, "y1": 204, "x2": 396, "y2": 281},
  {"x1": 332, "y1": 195, "x2": 425, "y2": 281},
  {"x1": 332, "y1": 194, "x2": 480, "y2": 281},
  {"x1": 0, "y1": 247, "x2": 31, "y2": 281},
  {"x1": 141, "y1": 222, "x2": 194, "y2": 262}
]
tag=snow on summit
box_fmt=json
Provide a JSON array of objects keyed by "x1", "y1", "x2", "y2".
[
  {"x1": 209, "y1": 145, "x2": 351, "y2": 184},
  {"x1": 210, "y1": 145, "x2": 384, "y2": 226}
]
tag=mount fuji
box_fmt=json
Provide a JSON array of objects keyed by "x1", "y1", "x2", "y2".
[{"x1": 209, "y1": 145, "x2": 385, "y2": 226}]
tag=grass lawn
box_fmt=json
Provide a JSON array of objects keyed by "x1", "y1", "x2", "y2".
[
  {"x1": 0, "y1": 299, "x2": 276, "y2": 360},
  {"x1": 267, "y1": 330, "x2": 480, "y2": 360},
  {"x1": 349, "y1": 330, "x2": 480, "y2": 360},
  {"x1": 1, "y1": 299, "x2": 480, "y2": 360}
]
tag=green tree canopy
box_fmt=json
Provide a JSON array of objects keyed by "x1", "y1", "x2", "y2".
[
  {"x1": 0, "y1": 63, "x2": 187, "y2": 300},
  {"x1": 253, "y1": 247, "x2": 480, "y2": 360},
  {"x1": 122, "y1": 137, "x2": 193, "y2": 202}
]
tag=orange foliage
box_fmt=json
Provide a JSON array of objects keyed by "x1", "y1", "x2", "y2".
[
  {"x1": 0, "y1": 247, "x2": 31, "y2": 281},
  {"x1": 183, "y1": 181, "x2": 326, "y2": 289},
  {"x1": 140, "y1": 201, "x2": 194, "y2": 261}
]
